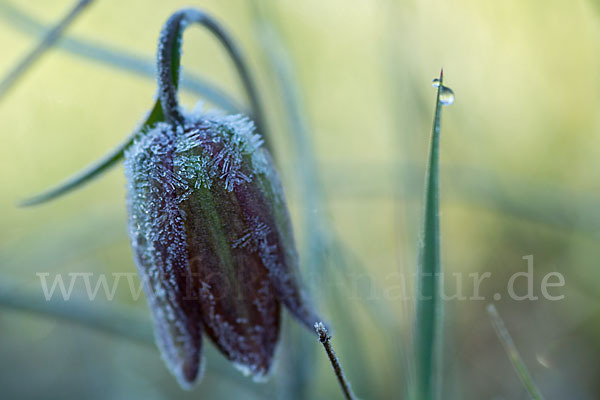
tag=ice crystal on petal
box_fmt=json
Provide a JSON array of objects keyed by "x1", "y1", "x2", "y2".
[
  {"x1": 124, "y1": 106, "x2": 322, "y2": 386},
  {"x1": 124, "y1": 124, "x2": 204, "y2": 388}
]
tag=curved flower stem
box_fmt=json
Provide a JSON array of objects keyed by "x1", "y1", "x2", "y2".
[
  {"x1": 0, "y1": 1, "x2": 246, "y2": 113},
  {"x1": 314, "y1": 322, "x2": 358, "y2": 400},
  {"x1": 157, "y1": 8, "x2": 269, "y2": 147}
]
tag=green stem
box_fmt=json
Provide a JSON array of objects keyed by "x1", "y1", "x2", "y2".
[{"x1": 156, "y1": 8, "x2": 268, "y2": 147}]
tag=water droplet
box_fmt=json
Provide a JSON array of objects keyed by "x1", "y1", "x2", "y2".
[
  {"x1": 439, "y1": 86, "x2": 455, "y2": 106},
  {"x1": 432, "y1": 78, "x2": 455, "y2": 105}
]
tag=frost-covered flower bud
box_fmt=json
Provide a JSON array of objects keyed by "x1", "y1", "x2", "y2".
[{"x1": 124, "y1": 111, "x2": 320, "y2": 387}]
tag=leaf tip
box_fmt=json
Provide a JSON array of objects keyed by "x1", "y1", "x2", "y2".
[{"x1": 17, "y1": 196, "x2": 43, "y2": 208}]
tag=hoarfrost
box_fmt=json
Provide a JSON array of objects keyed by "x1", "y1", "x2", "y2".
[
  {"x1": 124, "y1": 123, "x2": 204, "y2": 388},
  {"x1": 123, "y1": 104, "x2": 316, "y2": 384}
]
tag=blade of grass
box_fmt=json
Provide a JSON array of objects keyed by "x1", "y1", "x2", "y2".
[
  {"x1": 0, "y1": 277, "x2": 153, "y2": 344},
  {"x1": 19, "y1": 99, "x2": 164, "y2": 206},
  {"x1": 0, "y1": 0, "x2": 94, "y2": 103},
  {"x1": 487, "y1": 304, "x2": 546, "y2": 400},
  {"x1": 0, "y1": 1, "x2": 244, "y2": 114},
  {"x1": 413, "y1": 69, "x2": 446, "y2": 400},
  {"x1": 318, "y1": 161, "x2": 600, "y2": 240},
  {"x1": 20, "y1": 7, "x2": 268, "y2": 206},
  {"x1": 252, "y1": 2, "x2": 324, "y2": 390},
  {"x1": 251, "y1": 9, "x2": 323, "y2": 400},
  {"x1": 0, "y1": 277, "x2": 266, "y2": 395},
  {"x1": 252, "y1": 5, "x2": 404, "y2": 398}
]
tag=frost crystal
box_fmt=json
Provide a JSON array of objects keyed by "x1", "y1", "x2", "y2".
[
  {"x1": 125, "y1": 124, "x2": 204, "y2": 388},
  {"x1": 124, "y1": 108, "x2": 321, "y2": 387}
]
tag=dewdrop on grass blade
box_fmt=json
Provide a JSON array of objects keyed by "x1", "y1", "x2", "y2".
[
  {"x1": 413, "y1": 68, "x2": 452, "y2": 400},
  {"x1": 431, "y1": 77, "x2": 455, "y2": 106},
  {"x1": 438, "y1": 87, "x2": 455, "y2": 106},
  {"x1": 22, "y1": 8, "x2": 324, "y2": 389}
]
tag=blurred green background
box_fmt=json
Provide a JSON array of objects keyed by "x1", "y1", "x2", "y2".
[{"x1": 1, "y1": 0, "x2": 599, "y2": 399}]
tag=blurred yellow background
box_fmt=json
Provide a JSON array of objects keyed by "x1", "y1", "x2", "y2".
[{"x1": 1, "y1": 0, "x2": 599, "y2": 399}]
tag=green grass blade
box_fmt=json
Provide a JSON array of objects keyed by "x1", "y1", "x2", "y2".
[
  {"x1": 487, "y1": 304, "x2": 546, "y2": 400},
  {"x1": 0, "y1": 276, "x2": 265, "y2": 395},
  {"x1": 253, "y1": 6, "x2": 405, "y2": 397},
  {"x1": 19, "y1": 134, "x2": 130, "y2": 206},
  {"x1": 0, "y1": 277, "x2": 154, "y2": 344},
  {"x1": 19, "y1": 7, "x2": 217, "y2": 207},
  {"x1": 0, "y1": 0, "x2": 94, "y2": 103},
  {"x1": 413, "y1": 70, "x2": 446, "y2": 400},
  {"x1": 251, "y1": 9, "x2": 321, "y2": 400},
  {"x1": 19, "y1": 99, "x2": 164, "y2": 206},
  {"x1": 319, "y1": 162, "x2": 600, "y2": 240},
  {"x1": 0, "y1": 1, "x2": 244, "y2": 114}
]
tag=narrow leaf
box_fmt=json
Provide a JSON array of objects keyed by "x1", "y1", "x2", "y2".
[
  {"x1": 0, "y1": 0, "x2": 94, "y2": 103},
  {"x1": 253, "y1": 6, "x2": 404, "y2": 397},
  {"x1": 0, "y1": 1, "x2": 244, "y2": 114},
  {"x1": 20, "y1": 10, "x2": 199, "y2": 207},
  {"x1": 20, "y1": 100, "x2": 164, "y2": 206},
  {"x1": 414, "y1": 69, "x2": 446, "y2": 400},
  {"x1": 0, "y1": 277, "x2": 264, "y2": 394},
  {"x1": 487, "y1": 304, "x2": 546, "y2": 400}
]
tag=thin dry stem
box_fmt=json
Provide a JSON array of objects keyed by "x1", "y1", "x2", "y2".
[{"x1": 314, "y1": 322, "x2": 357, "y2": 400}]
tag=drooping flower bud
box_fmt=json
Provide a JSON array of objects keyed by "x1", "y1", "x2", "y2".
[
  {"x1": 19, "y1": 8, "x2": 324, "y2": 389},
  {"x1": 124, "y1": 110, "x2": 320, "y2": 387}
]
